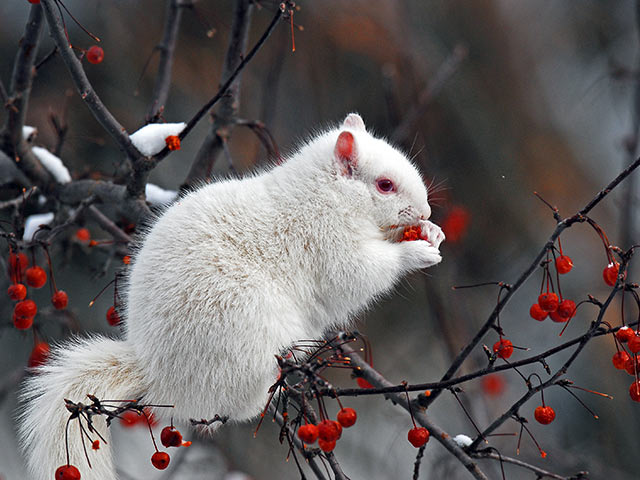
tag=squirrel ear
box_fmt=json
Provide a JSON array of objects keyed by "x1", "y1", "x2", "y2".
[
  {"x1": 334, "y1": 131, "x2": 357, "y2": 176},
  {"x1": 342, "y1": 113, "x2": 366, "y2": 132}
]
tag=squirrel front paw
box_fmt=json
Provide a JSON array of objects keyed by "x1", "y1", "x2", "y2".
[
  {"x1": 399, "y1": 239, "x2": 442, "y2": 270},
  {"x1": 419, "y1": 220, "x2": 445, "y2": 249}
]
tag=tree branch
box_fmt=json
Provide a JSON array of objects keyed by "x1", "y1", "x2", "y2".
[
  {"x1": 39, "y1": 0, "x2": 142, "y2": 163},
  {"x1": 147, "y1": 0, "x2": 186, "y2": 121},
  {"x1": 339, "y1": 344, "x2": 488, "y2": 480},
  {"x1": 471, "y1": 450, "x2": 587, "y2": 480},
  {"x1": 1, "y1": 3, "x2": 44, "y2": 152}
]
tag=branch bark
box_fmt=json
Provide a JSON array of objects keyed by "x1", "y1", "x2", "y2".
[{"x1": 147, "y1": 0, "x2": 185, "y2": 120}]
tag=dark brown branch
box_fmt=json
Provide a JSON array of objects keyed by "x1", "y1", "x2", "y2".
[
  {"x1": 147, "y1": 0, "x2": 185, "y2": 120},
  {"x1": 1, "y1": 3, "x2": 44, "y2": 152},
  {"x1": 471, "y1": 450, "x2": 587, "y2": 480},
  {"x1": 421, "y1": 153, "x2": 640, "y2": 409},
  {"x1": 325, "y1": 318, "x2": 638, "y2": 398},
  {"x1": 339, "y1": 345, "x2": 488, "y2": 480},
  {"x1": 391, "y1": 44, "x2": 468, "y2": 144},
  {"x1": 270, "y1": 406, "x2": 328, "y2": 480},
  {"x1": 181, "y1": 0, "x2": 254, "y2": 186},
  {"x1": 87, "y1": 205, "x2": 133, "y2": 244},
  {"x1": 39, "y1": 0, "x2": 143, "y2": 163},
  {"x1": 468, "y1": 262, "x2": 627, "y2": 451}
]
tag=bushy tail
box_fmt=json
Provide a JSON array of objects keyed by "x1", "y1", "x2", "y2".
[{"x1": 18, "y1": 336, "x2": 146, "y2": 480}]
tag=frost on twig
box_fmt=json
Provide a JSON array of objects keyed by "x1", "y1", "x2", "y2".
[{"x1": 130, "y1": 122, "x2": 186, "y2": 156}]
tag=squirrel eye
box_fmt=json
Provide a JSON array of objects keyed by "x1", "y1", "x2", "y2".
[{"x1": 376, "y1": 178, "x2": 395, "y2": 193}]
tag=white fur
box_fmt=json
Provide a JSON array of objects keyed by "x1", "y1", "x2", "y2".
[{"x1": 18, "y1": 114, "x2": 444, "y2": 479}]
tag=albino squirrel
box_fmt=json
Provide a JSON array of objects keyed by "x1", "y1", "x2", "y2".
[{"x1": 18, "y1": 114, "x2": 444, "y2": 480}]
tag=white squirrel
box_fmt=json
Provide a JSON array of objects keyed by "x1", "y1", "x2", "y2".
[{"x1": 18, "y1": 113, "x2": 444, "y2": 480}]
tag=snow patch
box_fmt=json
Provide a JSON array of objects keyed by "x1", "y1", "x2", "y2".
[
  {"x1": 32, "y1": 146, "x2": 71, "y2": 183},
  {"x1": 130, "y1": 122, "x2": 186, "y2": 156},
  {"x1": 23, "y1": 213, "x2": 54, "y2": 241},
  {"x1": 145, "y1": 183, "x2": 178, "y2": 205},
  {"x1": 453, "y1": 434, "x2": 473, "y2": 447},
  {"x1": 23, "y1": 126, "x2": 37, "y2": 141},
  {"x1": 225, "y1": 473, "x2": 252, "y2": 480}
]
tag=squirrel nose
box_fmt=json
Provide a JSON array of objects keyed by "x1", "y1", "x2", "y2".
[{"x1": 420, "y1": 205, "x2": 432, "y2": 220}]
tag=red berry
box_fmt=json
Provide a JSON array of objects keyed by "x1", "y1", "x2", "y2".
[
  {"x1": 356, "y1": 377, "x2": 373, "y2": 389},
  {"x1": 557, "y1": 299, "x2": 576, "y2": 318},
  {"x1": 555, "y1": 255, "x2": 573, "y2": 274},
  {"x1": 534, "y1": 405, "x2": 555, "y2": 425},
  {"x1": 538, "y1": 292, "x2": 559, "y2": 312},
  {"x1": 529, "y1": 303, "x2": 547, "y2": 321},
  {"x1": 28, "y1": 0, "x2": 42, "y2": 4},
  {"x1": 628, "y1": 334, "x2": 640, "y2": 354},
  {"x1": 52, "y1": 290, "x2": 69, "y2": 310},
  {"x1": 8, "y1": 283, "x2": 27, "y2": 301},
  {"x1": 15, "y1": 299, "x2": 37, "y2": 317},
  {"x1": 297, "y1": 424, "x2": 319, "y2": 444},
  {"x1": 160, "y1": 426, "x2": 183, "y2": 448},
  {"x1": 492, "y1": 339, "x2": 513, "y2": 359},
  {"x1": 28, "y1": 341, "x2": 50, "y2": 368},
  {"x1": 603, "y1": 262, "x2": 620, "y2": 287},
  {"x1": 26, "y1": 266, "x2": 47, "y2": 288},
  {"x1": 337, "y1": 408, "x2": 357, "y2": 428},
  {"x1": 481, "y1": 374, "x2": 505, "y2": 396},
  {"x1": 106, "y1": 306, "x2": 121, "y2": 326},
  {"x1": 401, "y1": 225, "x2": 422, "y2": 242},
  {"x1": 318, "y1": 438, "x2": 336, "y2": 452},
  {"x1": 13, "y1": 312, "x2": 32, "y2": 329},
  {"x1": 86, "y1": 46, "x2": 104, "y2": 65},
  {"x1": 407, "y1": 427, "x2": 430, "y2": 447},
  {"x1": 616, "y1": 326, "x2": 635, "y2": 343},
  {"x1": 8, "y1": 252, "x2": 28, "y2": 278},
  {"x1": 318, "y1": 420, "x2": 340, "y2": 442},
  {"x1": 625, "y1": 355, "x2": 640, "y2": 375},
  {"x1": 75, "y1": 228, "x2": 90, "y2": 242},
  {"x1": 612, "y1": 351, "x2": 630, "y2": 370},
  {"x1": 549, "y1": 310, "x2": 569, "y2": 323},
  {"x1": 630, "y1": 381, "x2": 640, "y2": 402},
  {"x1": 120, "y1": 410, "x2": 142, "y2": 427},
  {"x1": 165, "y1": 135, "x2": 181, "y2": 151},
  {"x1": 333, "y1": 420, "x2": 343, "y2": 439},
  {"x1": 55, "y1": 464, "x2": 81, "y2": 480},
  {"x1": 151, "y1": 451, "x2": 170, "y2": 470}
]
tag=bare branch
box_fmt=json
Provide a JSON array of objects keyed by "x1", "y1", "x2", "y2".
[
  {"x1": 339, "y1": 344, "x2": 489, "y2": 480},
  {"x1": 471, "y1": 450, "x2": 587, "y2": 480},
  {"x1": 39, "y1": 0, "x2": 142, "y2": 163},
  {"x1": 147, "y1": 0, "x2": 186, "y2": 120},
  {"x1": 1, "y1": 3, "x2": 45, "y2": 151},
  {"x1": 87, "y1": 205, "x2": 133, "y2": 245},
  {"x1": 391, "y1": 44, "x2": 468, "y2": 144}
]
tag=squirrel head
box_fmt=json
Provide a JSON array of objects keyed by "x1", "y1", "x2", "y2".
[{"x1": 332, "y1": 113, "x2": 431, "y2": 230}]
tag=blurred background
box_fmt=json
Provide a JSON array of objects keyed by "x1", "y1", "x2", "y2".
[{"x1": 1, "y1": 0, "x2": 640, "y2": 478}]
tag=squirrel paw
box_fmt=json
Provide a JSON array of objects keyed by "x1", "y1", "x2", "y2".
[
  {"x1": 419, "y1": 220, "x2": 445, "y2": 249},
  {"x1": 400, "y1": 240, "x2": 442, "y2": 269}
]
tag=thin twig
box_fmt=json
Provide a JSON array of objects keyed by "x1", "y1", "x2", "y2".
[
  {"x1": 39, "y1": 0, "x2": 142, "y2": 163},
  {"x1": 471, "y1": 450, "x2": 587, "y2": 480},
  {"x1": 339, "y1": 344, "x2": 488, "y2": 480},
  {"x1": 147, "y1": 0, "x2": 185, "y2": 121},
  {"x1": 391, "y1": 44, "x2": 468, "y2": 143}
]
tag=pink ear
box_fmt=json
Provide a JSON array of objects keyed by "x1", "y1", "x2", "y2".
[
  {"x1": 334, "y1": 131, "x2": 357, "y2": 176},
  {"x1": 342, "y1": 113, "x2": 366, "y2": 131}
]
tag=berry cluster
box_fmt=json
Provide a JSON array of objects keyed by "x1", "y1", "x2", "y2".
[
  {"x1": 54, "y1": 396, "x2": 183, "y2": 477},
  {"x1": 296, "y1": 408, "x2": 356, "y2": 452},
  {"x1": 612, "y1": 325, "x2": 640, "y2": 403},
  {"x1": 528, "y1": 241, "x2": 577, "y2": 325}
]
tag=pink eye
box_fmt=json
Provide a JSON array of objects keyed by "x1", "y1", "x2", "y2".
[{"x1": 376, "y1": 178, "x2": 395, "y2": 193}]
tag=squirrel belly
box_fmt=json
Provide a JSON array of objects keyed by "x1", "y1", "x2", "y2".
[{"x1": 18, "y1": 113, "x2": 444, "y2": 479}]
